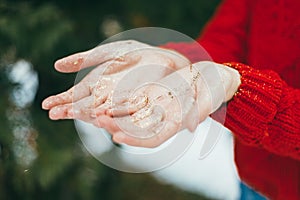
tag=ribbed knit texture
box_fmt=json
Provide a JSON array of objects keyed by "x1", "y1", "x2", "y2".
[
  {"x1": 162, "y1": 0, "x2": 300, "y2": 199},
  {"x1": 223, "y1": 62, "x2": 300, "y2": 160}
]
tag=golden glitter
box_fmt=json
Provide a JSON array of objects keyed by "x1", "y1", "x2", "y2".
[
  {"x1": 73, "y1": 57, "x2": 83, "y2": 66},
  {"x1": 168, "y1": 91, "x2": 174, "y2": 99}
]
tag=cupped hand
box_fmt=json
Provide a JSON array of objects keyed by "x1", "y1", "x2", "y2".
[
  {"x1": 103, "y1": 61, "x2": 241, "y2": 148},
  {"x1": 42, "y1": 40, "x2": 190, "y2": 126},
  {"x1": 102, "y1": 65, "x2": 199, "y2": 147}
]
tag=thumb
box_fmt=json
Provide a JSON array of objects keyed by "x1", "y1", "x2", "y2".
[{"x1": 54, "y1": 53, "x2": 87, "y2": 73}]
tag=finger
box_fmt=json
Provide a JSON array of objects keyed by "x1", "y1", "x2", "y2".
[
  {"x1": 132, "y1": 105, "x2": 164, "y2": 129},
  {"x1": 195, "y1": 94, "x2": 211, "y2": 124},
  {"x1": 102, "y1": 54, "x2": 141, "y2": 75},
  {"x1": 185, "y1": 102, "x2": 200, "y2": 132},
  {"x1": 43, "y1": 59, "x2": 123, "y2": 110},
  {"x1": 130, "y1": 105, "x2": 153, "y2": 122},
  {"x1": 48, "y1": 103, "x2": 73, "y2": 120},
  {"x1": 105, "y1": 95, "x2": 148, "y2": 117},
  {"x1": 49, "y1": 96, "x2": 96, "y2": 121},
  {"x1": 42, "y1": 83, "x2": 91, "y2": 110},
  {"x1": 54, "y1": 52, "x2": 87, "y2": 73},
  {"x1": 173, "y1": 95, "x2": 198, "y2": 133},
  {"x1": 93, "y1": 97, "x2": 114, "y2": 116},
  {"x1": 94, "y1": 90, "x2": 131, "y2": 116},
  {"x1": 112, "y1": 121, "x2": 179, "y2": 148},
  {"x1": 54, "y1": 40, "x2": 147, "y2": 73},
  {"x1": 93, "y1": 115, "x2": 121, "y2": 134},
  {"x1": 92, "y1": 88, "x2": 109, "y2": 109}
]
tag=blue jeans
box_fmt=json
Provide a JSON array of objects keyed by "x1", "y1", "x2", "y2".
[{"x1": 240, "y1": 182, "x2": 266, "y2": 200}]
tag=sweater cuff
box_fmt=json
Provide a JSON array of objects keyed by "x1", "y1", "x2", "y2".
[{"x1": 221, "y1": 62, "x2": 283, "y2": 146}]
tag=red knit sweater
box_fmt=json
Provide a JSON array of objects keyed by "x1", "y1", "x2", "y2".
[{"x1": 164, "y1": 0, "x2": 300, "y2": 199}]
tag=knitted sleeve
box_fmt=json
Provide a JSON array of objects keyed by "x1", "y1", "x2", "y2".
[
  {"x1": 162, "y1": 0, "x2": 250, "y2": 63},
  {"x1": 221, "y1": 63, "x2": 300, "y2": 160},
  {"x1": 161, "y1": 0, "x2": 300, "y2": 160}
]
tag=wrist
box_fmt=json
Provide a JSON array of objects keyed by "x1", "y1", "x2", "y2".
[
  {"x1": 192, "y1": 61, "x2": 227, "y2": 113},
  {"x1": 220, "y1": 64, "x2": 241, "y2": 102}
]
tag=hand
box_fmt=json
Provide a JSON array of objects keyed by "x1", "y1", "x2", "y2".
[
  {"x1": 53, "y1": 40, "x2": 189, "y2": 73},
  {"x1": 104, "y1": 61, "x2": 241, "y2": 148},
  {"x1": 42, "y1": 40, "x2": 190, "y2": 126}
]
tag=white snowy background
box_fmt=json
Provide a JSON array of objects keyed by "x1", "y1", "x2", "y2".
[{"x1": 77, "y1": 117, "x2": 240, "y2": 200}]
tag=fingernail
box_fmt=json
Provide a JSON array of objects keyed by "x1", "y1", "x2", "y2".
[
  {"x1": 41, "y1": 101, "x2": 48, "y2": 109},
  {"x1": 44, "y1": 100, "x2": 53, "y2": 108},
  {"x1": 54, "y1": 59, "x2": 65, "y2": 67},
  {"x1": 42, "y1": 97, "x2": 54, "y2": 109}
]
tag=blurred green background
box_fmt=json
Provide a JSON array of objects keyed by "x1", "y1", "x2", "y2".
[{"x1": 0, "y1": 0, "x2": 220, "y2": 199}]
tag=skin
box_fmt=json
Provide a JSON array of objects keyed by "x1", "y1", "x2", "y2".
[{"x1": 42, "y1": 40, "x2": 241, "y2": 148}]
